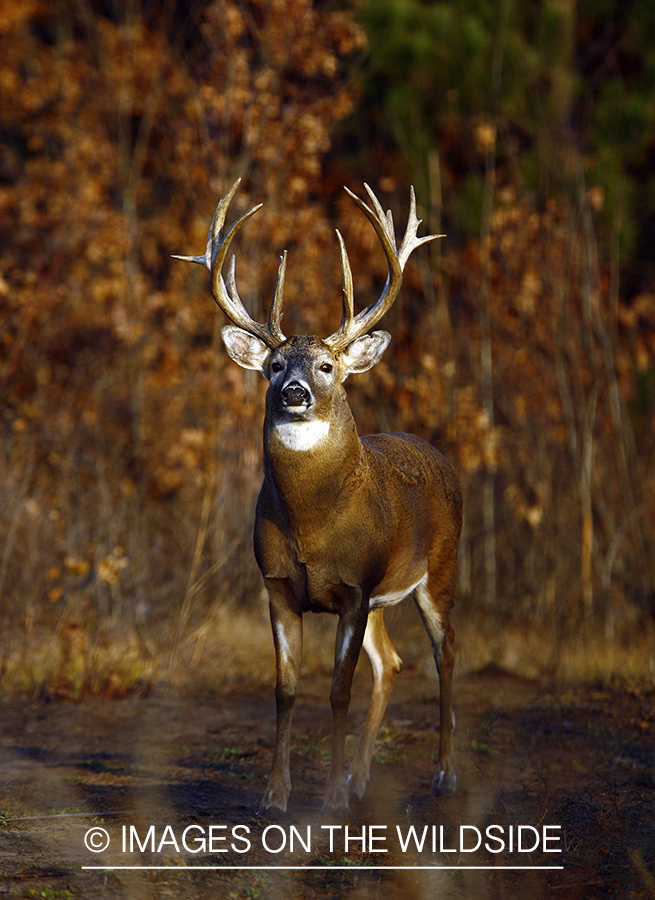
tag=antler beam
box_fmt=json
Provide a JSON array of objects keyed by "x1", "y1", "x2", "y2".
[
  {"x1": 325, "y1": 185, "x2": 443, "y2": 353},
  {"x1": 173, "y1": 178, "x2": 286, "y2": 349}
]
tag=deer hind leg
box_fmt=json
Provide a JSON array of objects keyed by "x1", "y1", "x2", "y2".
[
  {"x1": 414, "y1": 569, "x2": 457, "y2": 796},
  {"x1": 259, "y1": 579, "x2": 303, "y2": 814},
  {"x1": 347, "y1": 607, "x2": 403, "y2": 799}
]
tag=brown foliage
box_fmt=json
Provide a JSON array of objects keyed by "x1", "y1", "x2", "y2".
[
  {"x1": 0, "y1": 0, "x2": 365, "y2": 665},
  {"x1": 1, "y1": 0, "x2": 654, "y2": 693}
]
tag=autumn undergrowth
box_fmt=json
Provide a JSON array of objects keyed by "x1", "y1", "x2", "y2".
[
  {"x1": 3, "y1": 409, "x2": 654, "y2": 699},
  {"x1": 1, "y1": 417, "x2": 654, "y2": 699},
  {"x1": 2, "y1": 542, "x2": 654, "y2": 699}
]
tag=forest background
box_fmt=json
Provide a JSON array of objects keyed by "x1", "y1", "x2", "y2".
[{"x1": 1, "y1": 0, "x2": 654, "y2": 697}]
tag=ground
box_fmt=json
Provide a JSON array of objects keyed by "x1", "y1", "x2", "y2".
[{"x1": 0, "y1": 667, "x2": 653, "y2": 899}]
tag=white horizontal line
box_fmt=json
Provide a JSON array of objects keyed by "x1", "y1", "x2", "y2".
[{"x1": 82, "y1": 865, "x2": 564, "y2": 871}]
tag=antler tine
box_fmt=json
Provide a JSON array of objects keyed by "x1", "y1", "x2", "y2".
[
  {"x1": 268, "y1": 251, "x2": 287, "y2": 345},
  {"x1": 362, "y1": 183, "x2": 397, "y2": 251},
  {"x1": 328, "y1": 229, "x2": 356, "y2": 346},
  {"x1": 398, "y1": 185, "x2": 442, "y2": 268},
  {"x1": 173, "y1": 178, "x2": 286, "y2": 350},
  {"x1": 324, "y1": 185, "x2": 443, "y2": 353}
]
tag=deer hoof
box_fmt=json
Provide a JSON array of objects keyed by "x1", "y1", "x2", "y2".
[
  {"x1": 323, "y1": 779, "x2": 349, "y2": 812},
  {"x1": 432, "y1": 769, "x2": 457, "y2": 797},
  {"x1": 346, "y1": 770, "x2": 368, "y2": 800},
  {"x1": 259, "y1": 784, "x2": 290, "y2": 815}
]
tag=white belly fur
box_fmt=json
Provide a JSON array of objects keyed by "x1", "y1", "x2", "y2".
[{"x1": 369, "y1": 572, "x2": 428, "y2": 609}]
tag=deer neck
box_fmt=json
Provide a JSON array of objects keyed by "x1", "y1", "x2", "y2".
[{"x1": 263, "y1": 387, "x2": 362, "y2": 528}]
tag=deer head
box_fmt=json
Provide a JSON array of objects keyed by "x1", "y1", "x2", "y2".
[{"x1": 173, "y1": 178, "x2": 442, "y2": 392}]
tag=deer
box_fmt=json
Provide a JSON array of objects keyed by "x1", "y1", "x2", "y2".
[{"x1": 174, "y1": 178, "x2": 462, "y2": 813}]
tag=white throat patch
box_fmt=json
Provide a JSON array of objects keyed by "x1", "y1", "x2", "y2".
[{"x1": 274, "y1": 419, "x2": 330, "y2": 451}]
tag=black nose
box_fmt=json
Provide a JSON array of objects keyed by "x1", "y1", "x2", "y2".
[{"x1": 281, "y1": 381, "x2": 310, "y2": 407}]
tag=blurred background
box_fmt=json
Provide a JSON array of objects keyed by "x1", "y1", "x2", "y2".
[{"x1": 1, "y1": 0, "x2": 654, "y2": 696}]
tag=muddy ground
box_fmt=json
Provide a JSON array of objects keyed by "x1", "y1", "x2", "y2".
[{"x1": 0, "y1": 666, "x2": 654, "y2": 900}]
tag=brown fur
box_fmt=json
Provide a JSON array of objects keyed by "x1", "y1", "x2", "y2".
[{"x1": 249, "y1": 336, "x2": 462, "y2": 812}]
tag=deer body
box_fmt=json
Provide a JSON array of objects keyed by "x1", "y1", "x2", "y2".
[
  {"x1": 175, "y1": 181, "x2": 462, "y2": 812},
  {"x1": 257, "y1": 414, "x2": 458, "y2": 618}
]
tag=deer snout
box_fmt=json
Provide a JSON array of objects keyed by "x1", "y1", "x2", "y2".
[{"x1": 281, "y1": 381, "x2": 311, "y2": 409}]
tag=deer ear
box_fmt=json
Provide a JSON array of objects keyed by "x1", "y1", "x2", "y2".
[
  {"x1": 221, "y1": 325, "x2": 271, "y2": 372},
  {"x1": 341, "y1": 330, "x2": 391, "y2": 376}
]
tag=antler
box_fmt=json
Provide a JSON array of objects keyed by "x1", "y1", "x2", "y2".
[
  {"x1": 173, "y1": 178, "x2": 286, "y2": 349},
  {"x1": 324, "y1": 185, "x2": 443, "y2": 353}
]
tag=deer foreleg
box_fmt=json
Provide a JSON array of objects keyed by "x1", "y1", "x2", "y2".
[
  {"x1": 347, "y1": 608, "x2": 403, "y2": 799},
  {"x1": 259, "y1": 580, "x2": 303, "y2": 813},
  {"x1": 324, "y1": 600, "x2": 368, "y2": 811}
]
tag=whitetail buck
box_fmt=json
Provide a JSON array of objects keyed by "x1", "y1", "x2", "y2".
[{"x1": 174, "y1": 179, "x2": 462, "y2": 812}]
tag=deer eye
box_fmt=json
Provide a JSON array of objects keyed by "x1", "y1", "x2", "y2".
[
  {"x1": 270, "y1": 360, "x2": 284, "y2": 373},
  {"x1": 319, "y1": 362, "x2": 333, "y2": 374}
]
